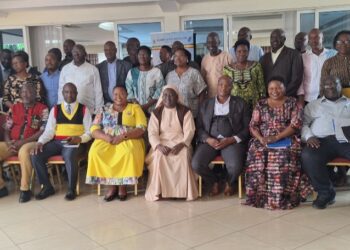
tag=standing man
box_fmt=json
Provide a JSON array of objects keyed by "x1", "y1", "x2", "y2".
[
  {"x1": 58, "y1": 44, "x2": 104, "y2": 115},
  {"x1": 159, "y1": 45, "x2": 172, "y2": 64},
  {"x1": 294, "y1": 32, "x2": 308, "y2": 54},
  {"x1": 59, "y1": 39, "x2": 75, "y2": 70},
  {"x1": 230, "y1": 27, "x2": 264, "y2": 62},
  {"x1": 201, "y1": 32, "x2": 233, "y2": 98},
  {"x1": 0, "y1": 49, "x2": 13, "y2": 98},
  {"x1": 123, "y1": 37, "x2": 140, "y2": 68},
  {"x1": 97, "y1": 41, "x2": 132, "y2": 104},
  {"x1": 31, "y1": 83, "x2": 92, "y2": 201},
  {"x1": 297, "y1": 29, "x2": 337, "y2": 105},
  {"x1": 260, "y1": 29, "x2": 303, "y2": 97}
]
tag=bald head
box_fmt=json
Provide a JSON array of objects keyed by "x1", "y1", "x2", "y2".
[
  {"x1": 270, "y1": 29, "x2": 286, "y2": 53},
  {"x1": 308, "y1": 28, "x2": 324, "y2": 51},
  {"x1": 72, "y1": 44, "x2": 86, "y2": 66},
  {"x1": 206, "y1": 32, "x2": 221, "y2": 56},
  {"x1": 238, "y1": 27, "x2": 252, "y2": 41},
  {"x1": 294, "y1": 32, "x2": 308, "y2": 53},
  {"x1": 62, "y1": 82, "x2": 78, "y2": 104},
  {"x1": 104, "y1": 41, "x2": 117, "y2": 62},
  {"x1": 217, "y1": 75, "x2": 233, "y2": 99}
]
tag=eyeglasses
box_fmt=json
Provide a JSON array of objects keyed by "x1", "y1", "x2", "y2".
[{"x1": 336, "y1": 40, "x2": 350, "y2": 45}]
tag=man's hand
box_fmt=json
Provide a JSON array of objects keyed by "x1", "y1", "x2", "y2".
[
  {"x1": 306, "y1": 136, "x2": 320, "y2": 148},
  {"x1": 206, "y1": 137, "x2": 220, "y2": 149},
  {"x1": 171, "y1": 143, "x2": 186, "y2": 155},
  {"x1": 215, "y1": 137, "x2": 236, "y2": 150},
  {"x1": 31, "y1": 142, "x2": 44, "y2": 155},
  {"x1": 66, "y1": 136, "x2": 82, "y2": 145},
  {"x1": 156, "y1": 144, "x2": 171, "y2": 155}
]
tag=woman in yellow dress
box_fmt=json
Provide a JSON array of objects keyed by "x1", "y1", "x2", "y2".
[{"x1": 86, "y1": 86, "x2": 147, "y2": 201}]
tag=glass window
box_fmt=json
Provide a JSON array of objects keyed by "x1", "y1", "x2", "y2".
[
  {"x1": 319, "y1": 10, "x2": 350, "y2": 49},
  {"x1": 300, "y1": 13, "x2": 315, "y2": 33},
  {"x1": 0, "y1": 29, "x2": 24, "y2": 51},
  {"x1": 117, "y1": 22, "x2": 161, "y2": 59},
  {"x1": 184, "y1": 19, "x2": 224, "y2": 58}
]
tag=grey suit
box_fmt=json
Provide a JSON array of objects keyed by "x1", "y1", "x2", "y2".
[
  {"x1": 97, "y1": 59, "x2": 132, "y2": 103},
  {"x1": 192, "y1": 96, "x2": 250, "y2": 188}
]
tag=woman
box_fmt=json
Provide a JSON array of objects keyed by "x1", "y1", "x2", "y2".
[
  {"x1": 245, "y1": 77, "x2": 311, "y2": 210},
  {"x1": 125, "y1": 46, "x2": 164, "y2": 115},
  {"x1": 145, "y1": 85, "x2": 198, "y2": 201},
  {"x1": 223, "y1": 39, "x2": 265, "y2": 109},
  {"x1": 165, "y1": 48, "x2": 206, "y2": 118},
  {"x1": 86, "y1": 86, "x2": 147, "y2": 201},
  {"x1": 2, "y1": 51, "x2": 45, "y2": 109}
]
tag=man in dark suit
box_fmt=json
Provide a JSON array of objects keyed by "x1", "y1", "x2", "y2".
[
  {"x1": 0, "y1": 49, "x2": 13, "y2": 97},
  {"x1": 97, "y1": 41, "x2": 132, "y2": 104},
  {"x1": 192, "y1": 75, "x2": 250, "y2": 196},
  {"x1": 260, "y1": 29, "x2": 303, "y2": 97}
]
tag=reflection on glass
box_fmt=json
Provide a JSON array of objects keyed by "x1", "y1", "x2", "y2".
[
  {"x1": 0, "y1": 29, "x2": 24, "y2": 51},
  {"x1": 117, "y1": 22, "x2": 161, "y2": 59},
  {"x1": 300, "y1": 13, "x2": 315, "y2": 33},
  {"x1": 320, "y1": 11, "x2": 350, "y2": 49},
  {"x1": 184, "y1": 19, "x2": 224, "y2": 58}
]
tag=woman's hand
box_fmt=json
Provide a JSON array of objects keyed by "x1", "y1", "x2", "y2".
[
  {"x1": 171, "y1": 143, "x2": 186, "y2": 155},
  {"x1": 259, "y1": 135, "x2": 279, "y2": 146},
  {"x1": 110, "y1": 135, "x2": 124, "y2": 145},
  {"x1": 156, "y1": 144, "x2": 171, "y2": 155}
]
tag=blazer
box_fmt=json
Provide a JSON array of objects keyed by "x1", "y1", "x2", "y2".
[
  {"x1": 260, "y1": 46, "x2": 303, "y2": 97},
  {"x1": 97, "y1": 59, "x2": 132, "y2": 103},
  {"x1": 196, "y1": 96, "x2": 251, "y2": 143}
]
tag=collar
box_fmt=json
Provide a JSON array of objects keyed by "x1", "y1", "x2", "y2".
[
  {"x1": 73, "y1": 61, "x2": 86, "y2": 67},
  {"x1": 43, "y1": 68, "x2": 60, "y2": 75},
  {"x1": 320, "y1": 95, "x2": 347, "y2": 103},
  {"x1": 63, "y1": 101, "x2": 77, "y2": 107},
  {"x1": 272, "y1": 45, "x2": 284, "y2": 55},
  {"x1": 107, "y1": 58, "x2": 117, "y2": 64},
  {"x1": 215, "y1": 96, "x2": 231, "y2": 105}
]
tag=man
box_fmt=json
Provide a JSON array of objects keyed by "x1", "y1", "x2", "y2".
[
  {"x1": 159, "y1": 45, "x2": 172, "y2": 64},
  {"x1": 260, "y1": 29, "x2": 303, "y2": 97},
  {"x1": 294, "y1": 32, "x2": 308, "y2": 54},
  {"x1": 31, "y1": 83, "x2": 92, "y2": 201},
  {"x1": 229, "y1": 27, "x2": 264, "y2": 62},
  {"x1": 201, "y1": 32, "x2": 233, "y2": 98},
  {"x1": 301, "y1": 76, "x2": 350, "y2": 209},
  {"x1": 58, "y1": 44, "x2": 104, "y2": 115},
  {"x1": 41, "y1": 50, "x2": 61, "y2": 109},
  {"x1": 123, "y1": 37, "x2": 140, "y2": 68},
  {"x1": 297, "y1": 29, "x2": 337, "y2": 104},
  {"x1": 192, "y1": 76, "x2": 250, "y2": 196},
  {"x1": 59, "y1": 39, "x2": 75, "y2": 70},
  {"x1": 0, "y1": 49, "x2": 13, "y2": 94},
  {"x1": 0, "y1": 83, "x2": 48, "y2": 202},
  {"x1": 97, "y1": 41, "x2": 132, "y2": 104}
]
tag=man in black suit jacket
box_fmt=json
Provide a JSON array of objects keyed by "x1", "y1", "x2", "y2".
[
  {"x1": 260, "y1": 29, "x2": 303, "y2": 97},
  {"x1": 97, "y1": 41, "x2": 132, "y2": 104},
  {"x1": 192, "y1": 76, "x2": 250, "y2": 196},
  {"x1": 0, "y1": 49, "x2": 14, "y2": 97}
]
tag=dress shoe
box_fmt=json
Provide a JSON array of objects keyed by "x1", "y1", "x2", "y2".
[
  {"x1": 19, "y1": 190, "x2": 31, "y2": 203},
  {"x1": 312, "y1": 192, "x2": 336, "y2": 209},
  {"x1": 65, "y1": 190, "x2": 76, "y2": 201},
  {"x1": 118, "y1": 193, "x2": 127, "y2": 201},
  {"x1": 35, "y1": 186, "x2": 55, "y2": 200},
  {"x1": 104, "y1": 192, "x2": 118, "y2": 202},
  {"x1": 0, "y1": 186, "x2": 9, "y2": 198}
]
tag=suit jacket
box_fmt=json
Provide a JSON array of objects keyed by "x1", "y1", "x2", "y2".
[
  {"x1": 260, "y1": 46, "x2": 303, "y2": 97},
  {"x1": 196, "y1": 96, "x2": 251, "y2": 143},
  {"x1": 97, "y1": 59, "x2": 132, "y2": 103}
]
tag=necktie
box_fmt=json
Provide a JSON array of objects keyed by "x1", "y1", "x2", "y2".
[{"x1": 67, "y1": 104, "x2": 71, "y2": 114}]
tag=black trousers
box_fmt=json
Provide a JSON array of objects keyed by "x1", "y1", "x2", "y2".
[
  {"x1": 301, "y1": 136, "x2": 350, "y2": 197},
  {"x1": 31, "y1": 140, "x2": 84, "y2": 191},
  {"x1": 192, "y1": 142, "x2": 245, "y2": 188}
]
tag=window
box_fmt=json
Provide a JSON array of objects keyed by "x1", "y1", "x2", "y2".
[
  {"x1": 0, "y1": 29, "x2": 24, "y2": 51},
  {"x1": 117, "y1": 22, "x2": 161, "y2": 59},
  {"x1": 299, "y1": 13, "x2": 315, "y2": 33},
  {"x1": 184, "y1": 19, "x2": 224, "y2": 58}
]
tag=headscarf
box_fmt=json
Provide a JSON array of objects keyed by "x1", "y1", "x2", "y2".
[{"x1": 155, "y1": 85, "x2": 184, "y2": 108}]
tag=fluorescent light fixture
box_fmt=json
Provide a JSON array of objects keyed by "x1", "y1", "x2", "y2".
[{"x1": 98, "y1": 22, "x2": 114, "y2": 31}]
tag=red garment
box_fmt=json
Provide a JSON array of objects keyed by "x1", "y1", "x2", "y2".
[{"x1": 9, "y1": 102, "x2": 48, "y2": 140}]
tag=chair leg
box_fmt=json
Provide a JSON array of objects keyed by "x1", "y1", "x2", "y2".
[
  {"x1": 238, "y1": 175, "x2": 243, "y2": 199},
  {"x1": 97, "y1": 184, "x2": 101, "y2": 196},
  {"x1": 313, "y1": 191, "x2": 317, "y2": 200},
  {"x1": 76, "y1": 168, "x2": 80, "y2": 196},
  {"x1": 134, "y1": 183, "x2": 138, "y2": 196},
  {"x1": 198, "y1": 176, "x2": 202, "y2": 197},
  {"x1": 48, "y1": 167, "x2": 55, "y2": 188},
  {"x1": 55, "y1": 165, "x2": 62, "y2": 186},
  {"x1": 9, "y1": 165, "x2": 19, "y2": 187},
  {"x1": 30, "y1": 169, "x2": 35, "y2": 192}
]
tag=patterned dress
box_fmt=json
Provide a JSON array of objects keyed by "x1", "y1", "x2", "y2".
[
  {"x1": 223, "y1": 62, "x2": 265, "y2": 109},
  {"x1": 245, "y1": 97, "x2": 312, "y2": 210}
]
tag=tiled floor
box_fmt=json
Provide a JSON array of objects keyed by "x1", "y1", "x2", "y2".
[{"x1": 1, "y1": 178, "x2": 350, "y2": 250}]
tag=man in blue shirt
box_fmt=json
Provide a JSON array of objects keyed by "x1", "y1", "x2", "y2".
[{"x1": 41, "y1": 49, "x2": 61, "y2": 109}]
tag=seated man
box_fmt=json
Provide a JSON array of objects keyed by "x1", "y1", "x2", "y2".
[
  {"x1": 31, "y1": 82, "x2": 92, "y2": 201},
  {"x1": 302, "y1": 76, "x2": 350, "y2": 209},
  {"x1": 0, "y1": 83, "x2": 48, "y2": 202},
  {"x1": 192, "y1": 76, "x2": 250, "y2": 196}
]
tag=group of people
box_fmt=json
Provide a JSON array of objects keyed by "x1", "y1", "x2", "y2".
[{"x1": 0, "y1": 26, "x2": 349, "y2": 211}]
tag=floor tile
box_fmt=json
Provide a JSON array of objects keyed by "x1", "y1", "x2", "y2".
[
  {"x1": 0, "y1": 230, "x2": 16, "y2": 249},
  {"x1": 295, "y1": 235, "x2": 350, "y2": 250}
]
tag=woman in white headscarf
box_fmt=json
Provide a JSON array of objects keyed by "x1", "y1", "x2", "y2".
[{"x1": 145, "y1": 85, "x2": 198, "y2": 201}]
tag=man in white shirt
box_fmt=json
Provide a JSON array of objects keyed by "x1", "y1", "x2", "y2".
[
  {"x1": 31, "y1": 83, "x2": 92, "y2": 201},
  {"x1": 58, "y1": 44, "x2": 104, "y2": 115},
  {"x1": 301, "y1": 76, "x2": 350, "y2": 209},
  {"x1": 229, "y1": 27, "x2": 264, "y2": 62}
]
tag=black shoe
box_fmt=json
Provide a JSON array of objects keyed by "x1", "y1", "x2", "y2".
[
  {"x1": 0, "y1": 186, "x2": 8, "y2": 198},
  {"x1": 35, "y1": 186, "x2": 55, "y2": 200},
  {"x1": 312, "y1": 192, "x2": 336, "y2": 209},
  {"x1": 65, "y1": 190, "x2": 76, "y2": 201},
  {"x1": 19, "y1": 190, "x2": 31, "y2": 203},
  {"x1": 104, "y1": 192, "x2": 118, "y2": 202},
  {"x1": 118, "y1": 193, "x2": 127, "y2": 201}
]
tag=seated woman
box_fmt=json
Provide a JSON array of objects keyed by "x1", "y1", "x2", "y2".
[
  {"x1": 86, "y1": 86, "x2": 147, "y2": 201},
  {"x1": 145, "y1": 86, "x2": 198, "y2": 201},
  {"x1": 245, "y1": 77, "x2": 312, "y2": 210}
]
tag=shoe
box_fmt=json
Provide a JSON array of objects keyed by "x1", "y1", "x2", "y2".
[
  {"x1": 209, "y1": 182, "x2": 220, "y2": 196},
  {"x1": 19, "y1": 190, "x2": 31, "y2": 203},
  {"x1": 35, "y1": 186, "x2": 55, "y2": 200},
  {"x1": 312, "y1": 192, "x2": 336, "y2": 209},
  {"x1": 104, "y1": 192, "x2": 118, "y2": 202},
  {"x1": 118, "y1": 193, "x2": 127, "y2": 201},
  {"x1": 65, "y1": 190, "x2": 76, "y2": 201},
  {"x1": 0, "y1": 186, "x2": 8, "y2": 198},
  {"x1": 223, "y1": 182, "x2": 234, "y2": 196}
]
